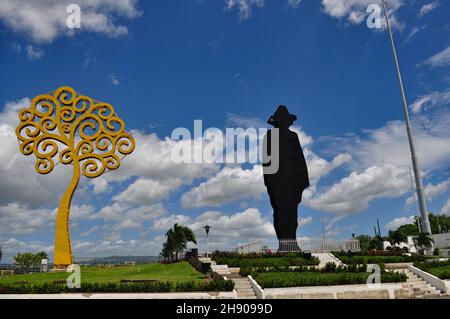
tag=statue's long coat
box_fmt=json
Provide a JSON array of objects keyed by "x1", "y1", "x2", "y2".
[{"x1": 263, "y1": 128, "x2": 309, "y2": 240}]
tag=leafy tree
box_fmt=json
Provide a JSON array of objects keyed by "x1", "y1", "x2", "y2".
[
  {"x1": 13, "y1": 253, "x2": 41, "y2": 268},
  {"x1": 396, "y1": 223, "x2": 419, "y2": 236},
  {"x1": 387, "y1": 229, "x2": 407, "y2": 246},
  {"x1": 355, "y1": 235, "x2": 371, "y2": 251},
  {"x1": 428, "y1": 213, "x2": 450, "y2": 234},
  {"x1": 414, "y1": 233, "x2": 434, "y2": 254},
  {"x1": 35, "y1": 251, "x2": 48, "y2": 260},
  {"x1": 368, "y1": 236, "x2": 384, "y2": 250}
]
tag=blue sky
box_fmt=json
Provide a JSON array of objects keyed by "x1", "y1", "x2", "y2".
[{"x1": 0, "y1": 0, "x2": 449, "y2": 262}]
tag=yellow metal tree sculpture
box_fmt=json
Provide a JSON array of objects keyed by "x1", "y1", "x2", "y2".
[{"x1": 15, "y1": 86, "x2": 135, "y2": 268}]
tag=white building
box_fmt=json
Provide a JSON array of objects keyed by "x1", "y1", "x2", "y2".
[
  {"x1": 432, "y1": 233, "x2": 450, "y2": 257},
  {"x1": 383, "y1": 236, "x2": 417, "y2": 254}
]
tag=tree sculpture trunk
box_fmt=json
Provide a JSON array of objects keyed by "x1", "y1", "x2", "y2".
[{"x1": 54, "y1": 161, "x2": 80, "y2": 268}]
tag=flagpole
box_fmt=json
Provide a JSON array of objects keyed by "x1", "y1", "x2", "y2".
[{"x1": 381, "y1": 0, "x2": 432, "y2": 234}]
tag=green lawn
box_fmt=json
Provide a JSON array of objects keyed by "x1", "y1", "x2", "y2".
[
  {"x1": 0, "y1": 262, "x2": 205, "y2": 286},
  {"x1": 415, "y1": 261, "x2": 450, "y2": 280}
]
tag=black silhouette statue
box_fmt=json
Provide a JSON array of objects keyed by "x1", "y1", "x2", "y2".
[{"x1": 263, "y1": 105, "x2": 310, "y2": 252}]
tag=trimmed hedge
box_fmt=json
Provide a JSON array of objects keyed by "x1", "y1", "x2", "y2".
[
  {"x1": 0, "y1": 279, "x2": 234, "y2": 294},
  {"x1": 240, "y1": 262, "x2": 368, "y2": 276},
  {"x1": 414, "y1": 260, "x2": 450, "y2": 280},
  {"x1": 332, "y1": 251, "x2": 425, "y2": 264},
  {"x1": 212, "y1": 251, "x2": 313, "y2": 260},
  {"x1": 253, "y1": 271, "x2": 407, "y2": 288},
  {"x1": 212, "y1": 253, "x2": 319, "y2": 268}
]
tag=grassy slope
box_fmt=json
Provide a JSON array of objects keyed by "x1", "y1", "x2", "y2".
[{"x1": 0, "y1": 262, "x2": 205, "y2": 285}]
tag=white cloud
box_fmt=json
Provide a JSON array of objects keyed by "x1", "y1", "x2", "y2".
[
  {"x1": 92, "y1": 202, "x2": 165, "y2": 223},
  {"x1": 0, "y1": 203, "x2": 53, "y2": 234},
  {"x1": 406, "y1": 180, "x2": 449, "y2": 206},
  {"x1": 225, "y1": 0, "x2": 264, "y2": 20},
  {"x1": 113, "y1": 178, "x2": 181, "y2": 205},
  {"x1": 385, "y1": 215, "x2": 415, "y2": 231},
  {"x1": 150, "y1": 208, "x2": 277, "y2": 251},
  {"x1": 105, "y1": 131, "x2": 218, "y2": 183},
  {"x1": 330, "y1": 116, "x2": 450, "y2": 172},
  {"x1": 321, "y1": 0, "x2": 403, "y2": 29},
  {"x1": 0, "y1": 238, "x2": 54, "y2": 262},
  {"x1": 288, "y1": 0, "x2": 302, "y2": 9},
  {"x1": 25, "y1": 45, "x2": 44, "y2": 60},
  {"x1": 152, "y1": 214, "x2": 192, "y2": 231},
  {"x1": 79, "y1": 225, "x2": 100, "y2": 237},
  {"x1": 402, "y1": 25, "x2": 426, "y2": 45},
  {"x1": 109, "y1": 73, "x2": 120, "y2": 86},
  {"x1": 0, "y1": 0, "x2": 142, "y2": 43},
  {"x1": 298, "y1": 216, "x2": 313, "y2": 227},
  {"x1": 307, "y1": 164, "x2": 410, "y2": 214},
  {"x1": 0, "y1": 203, "x2": 94, "y2": 234},
  {"x1": 418, "y1": 1, "x2": 439, "y2": 17},
  {"x1": 191, "y1": 208, "x2": 275, "y2": 246},
  {"x1": 410, "y1": 89, "x2": 450, "y2": 113},
  {"x1": 423, "y1": 46, "x2": 450, "y2": 68},
  {"x1": 181, "y1": 165, "x2": 265, "y2": 208},
  {"x1": 91, "y1": 178, "x2": 111, "y2": 194}
]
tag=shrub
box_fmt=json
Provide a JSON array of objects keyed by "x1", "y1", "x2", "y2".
[
  {"x1": 212, "y1": 252, "x2": 319, "y2": 268},
  {"x1": 253, "y1": 271, "x2": 406, "y2": 288},
  {"x1": 186, "y1": 257, "x2": 210, "y2": 274},
  {"x1": 332, "y1": 251, "x2": 425, "y2": 264},
  {"x1": 433, "y1": 248, "x2": 440, "y2": 256},
  {"x1": 0, "y1": 278, "x2": 234, "y2": 294}
]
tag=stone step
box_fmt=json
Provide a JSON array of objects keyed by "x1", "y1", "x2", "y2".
[
  {"x1": 235, "y1": 285, "x2": 253, "y2": 290},
  {"x1": 234, "y1": 283, "x2": 252, "y2": 289},
  {"x1": 237, "y1": 291, "x2": 256, "y2": 297},
  {"x1": 236, "y1": 288, "x2": 255, "y2": 292}
]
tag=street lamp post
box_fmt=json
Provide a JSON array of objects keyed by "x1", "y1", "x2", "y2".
[
  {"x1": 204, "y1": 225, "x2": 211, "y2": 258},
  {"x1": 381, "y1": 0, "x2": 432, "y2": 235}
]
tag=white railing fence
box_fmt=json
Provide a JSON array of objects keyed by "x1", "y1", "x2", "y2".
[{"x1": 231, "y1": 239, "x2": 360, "y2": 254}]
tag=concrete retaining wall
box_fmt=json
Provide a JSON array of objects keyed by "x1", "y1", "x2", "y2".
[
  {"x1": 0, "y1": 291, "x2": 238, "y2": 299},
  {"x1": 248, "y1": 275, "x2": 264, "y2": 299},
  {"x1": 264, "y1": 283, "x2": 409, "y2": 299},
  {"x1": 409, "y1": 265, "x2": 449, "y2": 295}
]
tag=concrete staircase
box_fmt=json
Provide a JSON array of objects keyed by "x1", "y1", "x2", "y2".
[
  {"x1": 313, "y1": 253, "x2": 345, "y2": 268},
  {"x1": 228, "y1": 274, "x2": 257, "y2": 299},
  {"x1": 393, "y1": 268, "x2": 444, "y2": 298}
]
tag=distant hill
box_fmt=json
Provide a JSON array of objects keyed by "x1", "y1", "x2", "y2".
[{"x1": 75, "y1": 256, "x2": 160, "y2": 264}]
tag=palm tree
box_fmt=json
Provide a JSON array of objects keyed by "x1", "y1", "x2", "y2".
[
  {"x1": 162, "y1": 224, "x2": 197, "y2": 262},
  {"x1": 388, "y1": 230, "x2": 407, "y2": 247},
  {"x1": 413, "y1": 232, "x2": 434, "y2": 254}
]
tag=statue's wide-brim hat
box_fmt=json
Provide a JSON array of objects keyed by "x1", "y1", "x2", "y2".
[{"x1": 267, "y1": 105, "x2": 297, "y2": 126}]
